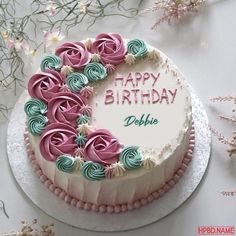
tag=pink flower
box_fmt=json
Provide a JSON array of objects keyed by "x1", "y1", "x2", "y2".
[
  {"x1": 7, "y1": 39, "x2": 23, "y2": 51},
  {"x1": 39, "y1": 123, "x2": 77, "y2": 161},
  {"x1": 83, "y1": 129, "x2": 123, "y2": 165},
  {"x1": 44, "y1": 30, "x2": 64, "y2": 48},
  {"x1": 28, "y1": 69, "x2": 64, "y2": 103},
  {"x1": 46, "y1": 1, "x2": 57, "y2": 16},
  {"x1": 92, "y1": 33, "x2": 127, "y2": 65},
  {"x1": 23, "y1": 44, "x2": 37, "y2": 56},
  {"x1": 55, "y1": 42, "x2": 90, "y2": 70},
  {"x1": 47, "y1": 92, "x2": 87, "y2": 127}
]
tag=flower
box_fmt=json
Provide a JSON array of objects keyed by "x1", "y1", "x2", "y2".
[
  {"x1": 47, "y1": 92, "x2": 87, "y2": 127},
  {"x1": 46, "y1": 0, "x2": 57, "y2": 16},
  {"x1": 24, "y1": 44, "x2": 37, "y2": 56},
  {"x1": 92, "y1": 33, "x2": 127, "y2": 65},
  {"x1": 44, "y1": 30, "x2": 64, "y2": 48},
  {"x1": 83, "y1": 129, "x2": 123, "y2": 165},
  {"x1": 79, "y1": 2, "x2": 87, "y2": 13},
  {"x1": 140, "y1": 0, "x2": 206, "y2": 29},
  {"x1": 1, "y1": 31, "x2": 9, "y2": 41},
  {"x1": 28, "y1": 69, "x2": 64, "y2": 103},
  {"x1": 55, "y1": 41, "x2": 90, "y2": 70},
  {"x1": 39, "y1": 123, "x2": 78, "y2": 161},
  {"x1": 7, "y1": 39, "x2": 23, "y2": 51}
]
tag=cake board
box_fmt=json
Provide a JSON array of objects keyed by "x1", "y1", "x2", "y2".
[{"x1": 7, "y1": 87, "x2": 211, "y2": 232}]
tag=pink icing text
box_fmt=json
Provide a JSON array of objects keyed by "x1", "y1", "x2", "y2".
[{"x1": 104, "y1": 72, "x2": 177, "y2": 105}]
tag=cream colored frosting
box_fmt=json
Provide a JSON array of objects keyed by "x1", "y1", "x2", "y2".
[
  {"x1": 28, "y1": 42, "x2": 192, "y2": 205},
  {"x1": 111, "y1": 162, "x2": 126, "y2": 177},
  {"x1": 142, "y1": 157, "x2": 156, "y2": 169}
]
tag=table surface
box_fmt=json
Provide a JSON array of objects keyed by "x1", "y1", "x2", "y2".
[{"x1": 1, "y1": 1, "x2": 236, "y2": 235}]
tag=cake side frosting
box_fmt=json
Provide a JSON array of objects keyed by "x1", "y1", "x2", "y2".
[
  {"x1": 24, "y1": 33, "x2": 193, "y2": 207},
  {"x1": 24, "y1": 123, "x2": 194, "y2": 212}
]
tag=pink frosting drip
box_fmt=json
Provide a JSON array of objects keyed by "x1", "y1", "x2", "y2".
[
  {"x1": 83, "y1": 129, "x2": 123, "y2": 165},
  {"x1": 92, "y1": 33, "x2": 127, "y2": 65},
  {"x1": 55, "y1": 42, "x2": 90, "y2": 70},
  {"x1": 28, "y1": 69, "x2": 64, "y2": 103},
  {"x1": 47, "y1": 92, "x2": 87, "y2": 127},
  {"x1": 39, "y1": 123, "x2": 77, "y2": 161}
]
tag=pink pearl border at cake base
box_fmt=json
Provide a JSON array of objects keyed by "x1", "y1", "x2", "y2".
[{"x1": 23, "y1": 123, "x2": 195, "y2": 214}]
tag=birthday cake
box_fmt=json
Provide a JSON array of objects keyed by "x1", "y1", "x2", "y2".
[{"x1": 24, "y1": 33, "x2": 194, "y2": 213}]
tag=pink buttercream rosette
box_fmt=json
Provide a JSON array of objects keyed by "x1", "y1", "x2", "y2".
[
  {"x1": 83, "y1": 129, "x2": 123, "y2": 165},
  {"x1": 92, "y1": 33, "x2": 127, "y2": 65},
  {"x1": 28, "y1": 69, "x2": 64, "y2": 103},
  {"x1": 55, "y1": 42, "x2": 90, "y2": 70},
  {"x1": 47, "y1": 92, "x2": 87, "y2": 127},
  {"x1": 39, "y1": 123, "x2": 77, "y2": 161}
]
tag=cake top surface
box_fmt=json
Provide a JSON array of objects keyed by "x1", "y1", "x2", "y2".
[
  {"x1": 25, "y1": 33, "x2": 191, "y2": 180},
  {"x1": 91, "y1": 52, "x2": 191, "y2": 152}
]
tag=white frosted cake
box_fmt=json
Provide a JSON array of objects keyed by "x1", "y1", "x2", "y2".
[{"x1": 24, "y1": 33, "x2": 194, "y2": 213}]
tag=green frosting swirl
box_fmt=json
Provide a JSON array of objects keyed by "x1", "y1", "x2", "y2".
[
  {"x1": 84, "y1": 62, "x2": 107, "y2": 82},
  {"x1": 119, "y1": 146, "x2": 142, "y2": 170},
  {"x1": 127, "y1": 39, "x2": 148, "y2": 59},
  {"x1": 40, "y1": 54, "x2": 61, "y2": 71},
  {"x1": 82, "y1": 161, "x2": 105, "y2": 181},
  {"x1": 75, "y1": 133, "x2": 87, "y2": 147},
  {"x1": 66, "y1": 72, "x2": 88, "y2": 93},
  {"x1": 56, "y1": 155, "x2": 76, "y2": 173},
  {"x1": 28, "y1": 114, "x2": 48, "y2": 135},
  {"x1": 24, "y1": 99, "x2": 47, "y2": 117},
  {"x1": 76, "y1": 115, "x2": 90, "y2": 125}
]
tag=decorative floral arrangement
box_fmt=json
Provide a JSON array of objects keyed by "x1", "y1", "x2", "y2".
[
  {"x1": 1, "y1": 201, "x2": 53, "y2": 235},
  {"x1": 0, "y1": 0, "x2": 208, "y2": 117},
  {"x1": 25, "y1": 33, "x2": 161, "y2": 181},
  {"x1": 140, "y1": 0, "x2": 206, "y2": 29},
  {"x1": 210, "y1": 96, "x2": 236, "y2": 157},
  {"x1": 3, "y1": 219, "x2": 54, "y2": 236},
  {"x1": 0, "y1": 0, "x2": 143, "y2": 117}
]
